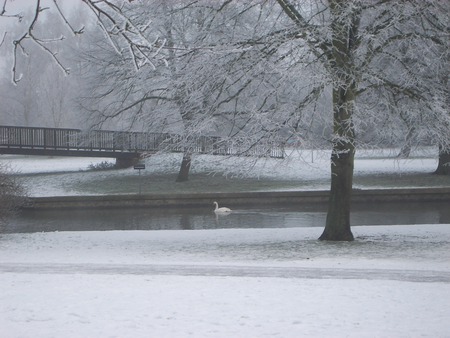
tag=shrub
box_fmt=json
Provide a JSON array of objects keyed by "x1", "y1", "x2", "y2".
[
  {"x1": 0, "y1": 163, "x2": 27, "y2": 228},
  {"x1": 88, "y1": 161, "x2": 117, "y2": 171}
]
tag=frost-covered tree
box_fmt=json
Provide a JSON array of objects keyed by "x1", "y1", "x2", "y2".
[
  {"x1": 77, "y1": 1, "x2": 284, "y2": 182},
  {"x1": 271, "y1": 0, "x2": 450, "y2": 240},
  {"x1": 353, "y1": 0, "x2": 449, "y2": 166},
  {"x1": 76, "y1": 2, "x2": 219, "y2": 181}
]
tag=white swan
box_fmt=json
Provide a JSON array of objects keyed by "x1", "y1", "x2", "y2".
[{"x1": 213, "y1": 201, "x2": 232, "y2": 213}]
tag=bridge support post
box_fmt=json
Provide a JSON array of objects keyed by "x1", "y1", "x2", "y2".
[{"x1": 115, "y1": 156, "x2": 140, "y2": 169}]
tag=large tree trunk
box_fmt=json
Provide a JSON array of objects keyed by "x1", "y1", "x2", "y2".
[
  {"x1": 319, "y1": 0, "x2": 359, "y2": 241},
  {"x1": 320, "y1": 150, "x2": 355, "y2": 241},
  {"x1": 176, "y1": 151, "x2": 192, "y2": 182},
  {"x1": 435, "y1": 145, "x2": 450, "y2": 175},
  {"x1": 319, "y1": 86, "x2": 356, "y2": 241}
]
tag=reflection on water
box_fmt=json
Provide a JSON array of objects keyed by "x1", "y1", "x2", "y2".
[{"x1": 5, "y1": 201, "x2": 449, "y2": 233}]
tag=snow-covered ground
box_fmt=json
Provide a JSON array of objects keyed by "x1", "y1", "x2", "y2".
[
  {"x1": 1, "y1": 225, "x2": 450, "y2": 337},
  {"x1": 1, "y1": 149, "x2": 450, "y2": 337},
  {"x1": 3, "y1": 147, "x2": 440, "y2": 177},
  {"x1": 1, "y1": 148, "x2": 446, "y2": 196}
]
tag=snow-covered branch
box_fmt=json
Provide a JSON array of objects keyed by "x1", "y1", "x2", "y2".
[{"x1": 1, "y1": 0, "x2": 168, "y2": 84}]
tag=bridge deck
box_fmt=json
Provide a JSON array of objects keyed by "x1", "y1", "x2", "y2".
[{"x1": 0, "y1": 125, "x2": 284, "y2": 159}]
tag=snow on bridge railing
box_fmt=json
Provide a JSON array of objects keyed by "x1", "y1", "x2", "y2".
[{"x1": 0, "y1": 125, "x2": 284, "y2": 158}]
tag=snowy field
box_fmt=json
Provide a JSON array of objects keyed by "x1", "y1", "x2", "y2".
[
  {"x1": 1, "y1": 147, "x2": 447, "y2": 196},
  {"x1": 1, "y1": 149, "x2": 450, "y2": 337},
  {"x1": 1, "y1": 225, "x2": 450, "y2": 337}
]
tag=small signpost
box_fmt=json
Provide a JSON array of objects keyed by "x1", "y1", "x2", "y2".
[{"x1": 134, "y1": 163, "x2": 146, "y2": 194}]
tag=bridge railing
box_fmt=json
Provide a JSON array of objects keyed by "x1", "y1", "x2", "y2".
[
  {"x1": 75, "y1": 130, "x2": 165, "y2": 152},
  {"x1": 0, "y1": 126, "x2": 168, "y2": 153},
  {"x1": 0, "y1": 126, "x2": 79, "y2": 150},
  {"x1": 0, "y1": 125, "x2": 284, "y2": 158}
]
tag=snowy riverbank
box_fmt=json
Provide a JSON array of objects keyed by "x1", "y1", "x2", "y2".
[
  {"x1": 1, "y1": 225, "x2": 450, "y2": 337},
  {"x1": 2, "y1": 148, "x2": 448, "y2": 197}
]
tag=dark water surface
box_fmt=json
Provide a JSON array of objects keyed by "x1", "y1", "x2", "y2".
[{"x1": 5, "y1": 201, "x2": 449, "y2": 233}]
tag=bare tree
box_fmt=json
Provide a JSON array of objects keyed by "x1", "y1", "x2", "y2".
[
  {"x1": 77, "y1": 1, "x2": 264, "y2": 181},
  {"x1": 269, "y1": 0, "x2": 449, "y2": 240},
  {"x1": 1, "y1": 0, "x2": 167, "y2": 85},
  {"x1": 1, "y1": 3, "x2": 91, "y2": 128}
]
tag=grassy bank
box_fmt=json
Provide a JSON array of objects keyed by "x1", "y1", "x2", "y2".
[{"x1": 3, "y1": 150, "x2": 449, "y2": 196}]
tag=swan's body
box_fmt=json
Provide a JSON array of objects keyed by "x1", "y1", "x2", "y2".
[{"x1": 213, "y1": 201, "x2": 231, "y2": 213}]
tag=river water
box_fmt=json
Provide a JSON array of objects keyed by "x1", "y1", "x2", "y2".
[{"x1": 4, "y1": 201, "x2": 449, "y2": 233}]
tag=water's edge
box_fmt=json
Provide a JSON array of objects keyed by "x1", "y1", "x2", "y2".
[{"x1": 25, "y1": 187, "x2": 450, "y2": 210}]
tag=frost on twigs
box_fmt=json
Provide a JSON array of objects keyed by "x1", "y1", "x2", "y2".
[
  {"x1": 83, "y1": 0, "x2": 168, "y2": 72},
  {"x1": 2, "y1": 0, "x2": 78, "y2": 84},
  {"x1": 2, "y1": 0, "x2": 166, "y2": 85}
]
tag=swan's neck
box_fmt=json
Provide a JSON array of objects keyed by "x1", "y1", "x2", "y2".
[{"x1": 214, "y1": 202, "x2": 218, "y2": 210}]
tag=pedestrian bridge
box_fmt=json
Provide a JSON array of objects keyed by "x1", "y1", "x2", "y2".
[{"x1": 0, "y1": 125, "x2": 284, "y2": 167}]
